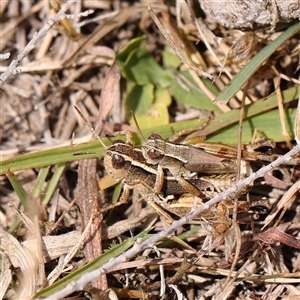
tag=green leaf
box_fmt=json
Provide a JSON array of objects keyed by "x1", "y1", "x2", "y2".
[
  {"x1": 154, "y1": 86, "x2": 172, "y2": 106},
  {"x1": 198, "y1": 86, "x2": 299, "y2": 138},
  {"x1": 41, "y1": 163, "x2": 66, "y2": 205},
  {"x1": 31, "y1": 167, "x2": 50, "y2": 198},
  {"x1": 116, "y1": 35, "x2": 147, "y2": 67},
  {"x1": 6, "y1": 170, "x2": 29, "y2": 209},
  {"x1": 126, "y1": 84, "x2": 154, "y2": 115},
  {"x1": 163, "y1": 47, "x2": 182, "y2": 68},
  {"x1": 208, "y1": 108, "x2": 297, "y2": 144},
  {"x1": 121, "y1": 48, "x2": 174, "y2": 87},
  {"x1": 128, "y1": 87, "x2": 171, "y2": 129},
  {"x1": 0, "y1": 139, "x2": 107, "y2": 175},
  {"x1": 170, "y1": 70, "x2": 222, "y2": 113}
]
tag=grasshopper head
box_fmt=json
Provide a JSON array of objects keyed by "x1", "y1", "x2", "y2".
[
  {"x1": 142, "y1": 134, "x2": 166, "y2": 165},
  {"x1": 103, "y1": 141, "x2": 133, "y2": 180}
]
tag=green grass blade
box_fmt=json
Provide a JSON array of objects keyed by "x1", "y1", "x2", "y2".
[
  {"x1": 208, "y1": 108, "x2": 296, "y2": 143},
  {"x1": 158, "y1": 225, "x2": 203, "y2": 248},
  {"x1": 215, "y1": 22, "x2": 300, "y2": 103},
  {"x1": 31, "y1": 167, "x2": 50, "y2": 198},
  {"x1": 200, "y1": 86, "x2": 299, "y2": 138},
  {"x1": 41, "y1": 163, "x2": 66, "y2": 205},
  {"x1": 31, "y1": 229, "x2": 151, "y2": 299},
  {"x1": 6, "y1": 170, "x2": 29, "y2": 209},
  {"x1": 0, "y1": 139, "x2": 107, "y2": 175}
]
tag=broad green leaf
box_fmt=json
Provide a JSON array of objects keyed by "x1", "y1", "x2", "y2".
[
  {"x1": 126, "y1": 85, "x2": 171, "y2": 129},
  {"x1": 126, "y1": 84, "x2": 154, "y2": 115},
  {"x1": 208, "y1": 108, "x2": 297, "y2": 144},
  {"x1": 198, "y1": 86, "x2": 299, "y2": 138},
  {"x1": 154, "y1": 86, "x2": 172, "y2": 106},
  {"x1": 131, "y1": 104, "x2": 169, "y2": 129},
  {"x1": 128, "y1": 87, "x2": 171, "y2": 129},
  {"x1": 163, "y1": 47, "x2": 182, "y2": 68},
  {"x1": 171, "y1": 70, "x2": 222, "y2": 113},
  {"x1": 121, "y1": 48, "x2": 174, "y2": 87},
  {"x1": 116, "y1": 35, "x2": 147, "y2": 67}
]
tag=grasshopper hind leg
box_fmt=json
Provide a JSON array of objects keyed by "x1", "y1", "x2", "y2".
[{"x1": 100, "y1": 184, "x2": 131, "y2": 213}]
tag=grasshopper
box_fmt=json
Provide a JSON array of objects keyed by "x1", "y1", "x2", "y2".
[
  {"x1": 142, "y1": 133, "x2": 276, "y2": 175},
  {"x1": 103, "y1": 140, "x2": 217, "y2": 221},
  {"x1": 104, "y1": 141, "x2": 248, "y2": 200},
  {"x1": 74, "y1": 108, "x2": 172, "y2": 221},
  {"x1": 141, "y1": 132, "x2": 276, "y2": 197},
  {"x1": 104, "y1": 139, "x2": 209, "y2": 198},
  {"x1": 103, "y1": 140, "x2": 269, "y2": 222},
  {"x1": 74, "y1": 107, "x2": 213, "y2": 221},
  {"x1": 128, "y1": 113, "x2": 275, "y2": 197},
  {"x1": 75, "y1": 107, "x2": 270, "y2": 222}
]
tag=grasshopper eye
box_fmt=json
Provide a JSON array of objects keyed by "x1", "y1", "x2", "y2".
[
  {"x1": 148, "y1": 133, "x2": 162, "y2": 141},
  {"x1": 248, "y1": 205, "x2": 269, "y2": 215},
  {"x1": 112, "y1": 154, "x2": 125, "y2": 169},
  {"x1": 147, "y1": 148, "x2": 163, "y2": 160}
]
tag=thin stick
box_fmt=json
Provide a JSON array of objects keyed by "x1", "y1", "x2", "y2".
[
  {"x1": 0, "y1": 0, "x2": 77, "y2": 86},
  {"x1": 148, "y1": 1, "x2": 213, "y2": 80},
  {"x1": 74, "y1": 106, "x2": 107, "y2": 150},
  {"x1": 274, "y1": 76, "x2": 293, "y2": 149},
  {"x1": 131, "y1": 111, "x2": 145, "y2": 142},
  {"x1": 294, "y1": 88, "x2": 300, "y2": 145}
]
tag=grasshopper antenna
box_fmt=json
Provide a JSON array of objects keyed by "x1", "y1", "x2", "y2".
[
  {"x1": 131, "y1": 110, "x2": 145, "y2": 142},
  {"x1": 74, "y1": 106, "x2": 108, "y2": 150}
]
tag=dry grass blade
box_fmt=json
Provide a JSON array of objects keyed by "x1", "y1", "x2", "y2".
[
  {"x1": 148, "y1": 2, "x2": 213, "y2": 80},
  {"x1": 22, "y1": 231, "x2": 81, "y2": 263},
  {"x1": 0, "y1": 252, "x2": 11, "y2": 299},
  {"x1": 263, "y1": 180, "x2": 300, "y2": 228},
  {"x1": 77, "y1": 159, "x2": 108, "y2": 290},
  {"x1": 254, "y1": 228, "x2": 300, "y2": 249},
  {"x1": 47, "y1": 217, "x2": 93, "y2": 285},
  {"x1": 0, "y1": 228, "x2": 37, "y2": 298}
]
